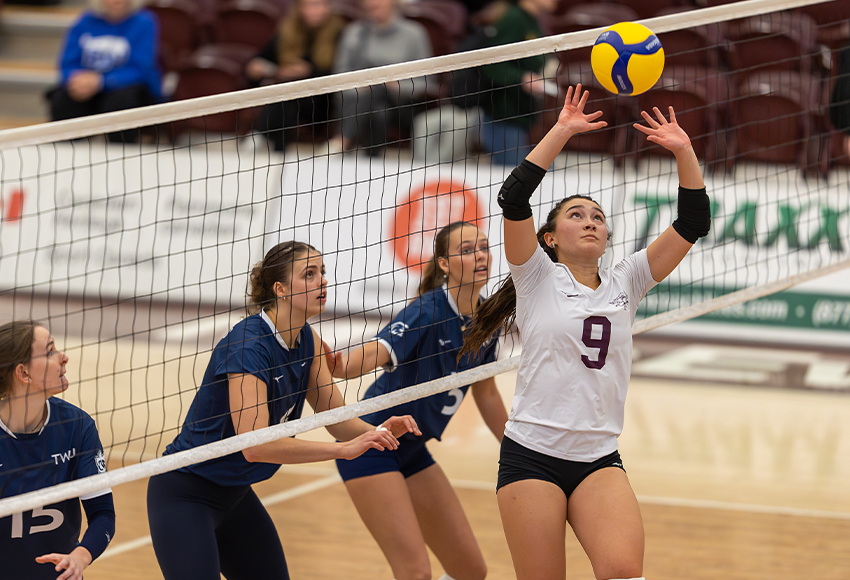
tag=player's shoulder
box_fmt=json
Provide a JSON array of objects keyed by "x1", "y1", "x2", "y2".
[
  {"x1": 227, "y1": 312, "x2": 269, "y2": 340},
  {"x1": 410, "y1": 288, "x2": 447, "y2": 319},
  {"x1": 48, "y1": 397, "x2": 91, "y2": 420},
  {"x1": 47, "y1": 397, "x2": 97, "y2": 434},
  {"x1": 611, "y1": 248, "x2": 650, "y2": 277}
]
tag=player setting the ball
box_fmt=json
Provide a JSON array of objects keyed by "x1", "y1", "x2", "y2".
[{"x1": 459, "y1": 84, "x2": 710, "y2": 580}]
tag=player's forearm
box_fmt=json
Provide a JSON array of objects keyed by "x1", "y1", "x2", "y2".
[
  {"x1": 674, "y1": 144, "x2": 704, "y2": 190},
  {"x1": 526, "y1": 123, "x2": 574, "y2": 170},
  {"x1": 80, "y1": 493, "x2": 115, "y2": 560},
  {"x1": 242, "y1": 437, "x2": 350, "y2": 464},
  {"x1": 334, "y1": 341, "x2": 384, "y2": 379},
  {"x1": 325, "y1": 417, "x2": 374, "y2": 442}
]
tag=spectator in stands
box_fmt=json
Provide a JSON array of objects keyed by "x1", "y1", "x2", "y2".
[
  {"x1": 478, "y1": 0, "x2": 557, "y2": 166},
  {"x1": 245, "y1": 0, "x2": 346, "y2": 152},
  {"x1": 328, "y1": 0, "x2": 433, "y2": 154},
  {"x1": 47, "y1": 0, "x2": 161, "y2": 142},
  {"x1": 830, "y1": 34, "x2": 850, "y2": 160}
]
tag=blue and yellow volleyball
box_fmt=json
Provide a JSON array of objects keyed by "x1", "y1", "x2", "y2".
[{"x1": 591, "y1": 22, "x2": 664, "y2": 96}]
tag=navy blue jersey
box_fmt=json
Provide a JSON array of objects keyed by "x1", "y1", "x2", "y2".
[
  {"x1": 166, "y1": 311, "x2": 314, "y2": 486},
  {"x1": 0, "y1": 398, "x2": 110, "y2": 580},
  {"x1": 362, "y1": 286, "x2": 499, "y2": 441}
]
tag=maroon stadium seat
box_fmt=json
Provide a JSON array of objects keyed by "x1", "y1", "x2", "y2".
[
  {"x1": 170, "y1": 52, "x2": 256, "y2": 136},
  {"x1": 146, "y1": 0, "x2": 205, "y2": 71},
  {"x1": 795, "y1": 0, "x2": 850, "y2": 50},
  {"x1": 725, "y1": 12, "x2": 821, "y2": 79},
  {"x1": 547, "y1": 3, "x2": 640, "y2": 68},
  {"x1": 654, "y1": 6, "x2": 728, "y2": 70},
  {"x1": 212, "y1": 0, "x2": 282, "y2": 50},
  {"x1": 634, "y1": 65, "x2": 733, "y2": 172},
  {"x1": 731, "y1": 69, "x2": 826, "y2": 176}
]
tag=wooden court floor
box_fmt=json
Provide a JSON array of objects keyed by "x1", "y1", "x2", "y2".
[{"x1": 74, "y1": 359, "x2": 850, "y2": 580}]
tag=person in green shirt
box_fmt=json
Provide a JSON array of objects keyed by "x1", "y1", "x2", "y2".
[{"x1": 479, "y1": 0, "x2": 557, "y2": 166}]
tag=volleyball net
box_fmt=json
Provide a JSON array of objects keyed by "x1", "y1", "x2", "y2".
[{"x1": 1, "y1": 0, "x2": 850, "y2": 517}]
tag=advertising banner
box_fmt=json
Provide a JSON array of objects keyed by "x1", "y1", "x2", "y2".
[{"x1": 2, "y1": 144, "x2": 847, "y2": 344}]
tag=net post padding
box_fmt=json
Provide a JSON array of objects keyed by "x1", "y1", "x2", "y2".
[
  {"x1": 0, "y1": 0, "x2": 828, "y2": 150},
  {"x1": 2, "y1": 260, "x2": 848, "y2": 518}
]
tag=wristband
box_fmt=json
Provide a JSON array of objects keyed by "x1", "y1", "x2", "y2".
[
  {"x1": 376, "y1": 424, "x2": 388, "y2": 432},
  {"x1": 671, "y1": 186, "x2": 710, "y2": 243},
  {"x1": 497, "y1": 160, "x2": 547, "y2": 221}
]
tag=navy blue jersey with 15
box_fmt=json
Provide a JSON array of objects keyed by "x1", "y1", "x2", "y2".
[{"x1": 0, "y1": 398, "x2": 109, "y2": 579}]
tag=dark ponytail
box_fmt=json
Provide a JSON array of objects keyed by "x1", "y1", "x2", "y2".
[
  {"x1": 460, "y1": 195, "x2": 605, "y2": 358},
  {"x1": 247, "y1": 241, "x2": 319, "y2": 314},
  {"x1": 418, "y1": 221, "x2": 475, "y2": 296}
]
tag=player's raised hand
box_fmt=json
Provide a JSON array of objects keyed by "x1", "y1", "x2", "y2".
[
  {"x1": 633, "y1": 106, "x2": 692, "y2": 154},
  {"x1": 557, "y1": 84, "x2": 607, "y2": 136}
]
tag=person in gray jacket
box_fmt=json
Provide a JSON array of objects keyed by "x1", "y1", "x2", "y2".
[{"x1": 329, "y1": 0, "x2": 432, "y2": 154}]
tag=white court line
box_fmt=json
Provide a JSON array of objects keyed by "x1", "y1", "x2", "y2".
[
  {"x1": 633, "y1": 494, "x2": 850, "y2": 521},
  {"x1": 98, "y1": 473, "x2": 340, "y2": 561},
  {"x1": 99, "y1": 473, "x2": 850, "y2": 560}
]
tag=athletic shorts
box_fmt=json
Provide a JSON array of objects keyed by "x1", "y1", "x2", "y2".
[
  {"x1": 496, "y1": 436, "x2": 625, "y2": 498},
  {"x1": 336, "y1": 438, "x2": 435, "y2": 481}
]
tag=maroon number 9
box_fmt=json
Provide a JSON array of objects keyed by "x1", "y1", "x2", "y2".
[{"x1": 581, "y1": 316, "x2": 611, "y2": 370}]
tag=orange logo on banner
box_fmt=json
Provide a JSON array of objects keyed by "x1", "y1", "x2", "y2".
[
  {"x1": 390, "y1": 179, "x2": 486, "y2": 272},
  {"x1": 0, "y1": 189, "x2": 24, "y2": 222}
]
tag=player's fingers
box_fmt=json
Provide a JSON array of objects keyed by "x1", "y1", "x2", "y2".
[
  {"x1": 56, "y1": 564, "x2": 77, "y2": 580},
  {"x1": 572, "y1": 83, "x2": 583, "y2": 105},
  {"x1": 406, "y1": 417, "x2": 421, "y2": 435},
  {"x1": 640, "y1": 110, "x2": 660, "y2": 128},
  {"x1": 577, "y1": 89, "x2": 589, "y2": 110},
  {"x1": 668, "y1": 106, "x2": 677, "y2": 124},
  {"x1": 564, "y1": 85, "x2": 574, "y2": 106},
  {"x1": 375, "y1": 430, "x2": 398, "y2": 448},
  {"x1": 633, "y1": 122, "x2": 652, "y2": 134},
  {"x1": 586, "y1": 109, "x2": 604, "y2": 121},
  {"x1": 653, "y1": 106, "x2": 668, "y2": 124}
]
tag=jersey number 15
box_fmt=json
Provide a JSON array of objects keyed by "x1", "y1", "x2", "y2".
[{"x1": 10, "y1": 507, "x2": 64, "y2": 538}]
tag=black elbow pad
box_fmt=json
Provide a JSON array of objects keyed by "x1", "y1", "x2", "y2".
[
  {"x1": 672, "y1": 186, "x2": 711, "y2": 243},
  {"x1": 497, "y1": 160, "x2": 547, "y2": 221}
]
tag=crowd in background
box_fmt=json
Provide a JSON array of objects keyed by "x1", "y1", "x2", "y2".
[{"x1": 43, "y1": 0, "x2": 850, "y2": 167}]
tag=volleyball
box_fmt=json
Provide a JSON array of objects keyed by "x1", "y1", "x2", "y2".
[{"x1": 591, "y1": 22, "x2": 665, "y2": 96}]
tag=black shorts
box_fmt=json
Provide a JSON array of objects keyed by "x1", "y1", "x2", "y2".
[{"x1": 497, "y1": 436, "x2": 625, "y2": 499}]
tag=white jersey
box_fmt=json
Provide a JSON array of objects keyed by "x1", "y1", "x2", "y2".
[{"x1": 505, "y1": 245, "x2": 657, "y2": 462}]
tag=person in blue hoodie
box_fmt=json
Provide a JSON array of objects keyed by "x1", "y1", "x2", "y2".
[{"x1": 48, "y1": 0, "x2": 161, "y2": 142}]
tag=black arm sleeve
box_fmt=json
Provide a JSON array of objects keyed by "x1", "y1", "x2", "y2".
[
  {"x1": 497, "y1": 159, "x2": 547, "y2": 221},
  {"x1": 79, "y1": 493, "x2": 116, "y2": 561},
  {"x1": 671, "y1": 186, "x2": 711, "y2": 244}
]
